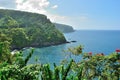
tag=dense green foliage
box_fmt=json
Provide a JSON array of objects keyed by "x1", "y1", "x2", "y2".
[
  {"x1": 54, "y1": 23, "x2": 74, "y2": 33},
  {"x1": 0, "y1": 42, "x2": 41, "y2": 80},
  {"x1": 0, "y1": 9, "x2": 66, "y2": 49},
  {"x1": 0, "y1": 43, "x2": 120, "y2": 80},
  {"x1": 66, "y1": 46, "x2": 120, "y2": 80}
]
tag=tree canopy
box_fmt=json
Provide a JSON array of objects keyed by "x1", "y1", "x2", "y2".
[{"x1": 0, "y1": 9, "x2": 66, "y2": 50}]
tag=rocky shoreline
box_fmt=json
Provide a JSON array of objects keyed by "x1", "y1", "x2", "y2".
[{"x1": 12, "y1": 40, "x2": 77, "y2": 51}]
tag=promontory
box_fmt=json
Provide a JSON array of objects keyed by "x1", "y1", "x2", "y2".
[{"x1": 0, "y1": 9, "x2": 66, "y2": 50}]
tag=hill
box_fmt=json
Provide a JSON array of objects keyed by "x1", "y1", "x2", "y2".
[
  {"x1": 54, "y1": 23, "x2": 74, "y2": 33},
  {"x1": 0, "y1": 9, "x2": 66, "y2": 50}
]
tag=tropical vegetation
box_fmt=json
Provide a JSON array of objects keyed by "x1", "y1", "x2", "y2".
[
  {"x1": 0, "y1": 43, "x2": 120, "y2": 80},
  {"x1": 0, "y1": 9, "x2": 66, "y2": 50}
]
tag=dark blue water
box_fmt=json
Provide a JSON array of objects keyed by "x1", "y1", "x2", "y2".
[
  {"x1": 64, "y1": 30, "x2": 120, "y2": 54},
  {"x1": 25, "y1": 30, "x2": 120, "y2": 65}
]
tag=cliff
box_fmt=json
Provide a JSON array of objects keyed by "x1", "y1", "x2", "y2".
[
  {"x1": 0, "y1": 9, "x2": 66, "y2": 49},
  {"x1": 54, "y1": 23, "x2": 74, "y2": 33}
]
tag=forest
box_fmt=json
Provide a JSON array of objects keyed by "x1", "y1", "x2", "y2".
[{"x1": 0, "y1": 9, "x2": 66, "y2": 50}]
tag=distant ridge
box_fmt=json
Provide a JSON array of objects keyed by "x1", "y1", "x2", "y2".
[{"x1": 54, "y1": 23, "x2": 74, "y2": 33}]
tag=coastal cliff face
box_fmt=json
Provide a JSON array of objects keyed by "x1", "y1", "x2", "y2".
[
  {"x1": 0, "y1": 9, "x2": 66, "y2": 50},
  {"x1": 54, "y1": 23, "x2": 74, "y2": 33}
]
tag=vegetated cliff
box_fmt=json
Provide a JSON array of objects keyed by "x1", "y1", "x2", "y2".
[
  {"x1": 54, "y1": 23, "x2": 74, "y2": 33},
  {"x1": 0, "y1": 9, "x2": 66, "y2": 50}
]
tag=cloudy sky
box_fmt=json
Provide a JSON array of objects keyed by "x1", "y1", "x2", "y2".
[{"x1": 0, "y1": 0, "x2": 120, "y2": 30}]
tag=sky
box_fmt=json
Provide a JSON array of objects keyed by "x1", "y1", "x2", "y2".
[{"x1": 0, "y1": 0, "x2": 120, "y2": 30}]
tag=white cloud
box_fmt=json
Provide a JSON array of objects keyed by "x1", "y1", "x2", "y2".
[
  {"x1": 0, "y1": 7, "x2": 5, "y2": 9},
  {"x1": 0, "y1": 0, "x2": 69, "y2": 25},
  {"x1": 51, "y1": 5, "x2": 58, "y2": 9},
  {"x1": 15, "y1": 0, "x2": 50, "y2": 14},
  {"x1": 47, "y1": 14, "x2": 66, "y2": 22},
  {"x1": 0, "y1": 0, "x2": 74, "y2": 28},
  {"x1": 15, "y1": 0, "x2": 68, "y2": 24}
]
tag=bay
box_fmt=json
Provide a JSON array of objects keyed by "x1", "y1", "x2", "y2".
[{"x1": 25, "y1": 30, "x2": 120, "y2": 65}]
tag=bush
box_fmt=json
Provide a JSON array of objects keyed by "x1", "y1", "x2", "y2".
[{"x1": 0, "y1": 44, "x2": 120, "y2": 80}]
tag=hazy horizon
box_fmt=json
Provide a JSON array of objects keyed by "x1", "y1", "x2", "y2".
[{"x1": 0, "y1": 0, "x2": 120, "y2": 30}]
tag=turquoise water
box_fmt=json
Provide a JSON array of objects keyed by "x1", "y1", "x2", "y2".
[{"x1": 25, "y1": 30, "x2": 120, "y2": 65}]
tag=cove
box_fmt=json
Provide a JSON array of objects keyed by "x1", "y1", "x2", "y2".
[{"x1": 23, "y1": 30, "x2": 120, "y2": 65}]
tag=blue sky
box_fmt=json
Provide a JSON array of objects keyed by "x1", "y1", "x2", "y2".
[{"x1": 0, "y1": 0, "x2": 120, "y2": 30}]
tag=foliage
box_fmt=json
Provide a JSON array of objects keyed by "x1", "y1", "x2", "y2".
[
  {"x1": 67, "y1": 45, "x2": 83, "y2": 55},
  {"x1": 0, "y1": 42, "x2": 74, "y2": 80},
  {"x1": 0, "y1": 64, "x2": 41, "y2": 80},
  {"x1": 8, "y1": 28, "x2": 29, "y2": 49},
  {"x1": 66, "y1": 45, "x2": 120, "y2": 80},
  {"x1": 0, "y1": 41, "x2": 11, "y2": 63},
  {"x1": 0, "y1": 16, "x2": 19, "y2": 28},
  {"x1": 0, "y1": 43, "x2": 41, "y2": 80},
  {"x1": 0, "y1": 34, "x2": 11, "y2": 63},
  {"x1": 0, "y1": 9, "x2": 66, "y2": 50},
  {"x1": 0, "y1": 43, "x2": 120, "y2": 80}
]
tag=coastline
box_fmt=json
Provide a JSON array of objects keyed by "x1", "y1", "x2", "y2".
[
  {"x1": 11, "y1": 40, "x2": 77, "y2": 51},
  {"x1": 11, "y1": 41, "x2": 67, "y2": 51}
]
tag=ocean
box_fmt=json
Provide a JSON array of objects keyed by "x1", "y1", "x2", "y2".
[{"x1": 25, "y1": 30, "x2": 120, "y2": 65}]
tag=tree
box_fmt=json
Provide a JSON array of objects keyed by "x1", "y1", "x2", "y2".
[
  {"x1": 9, "y1": 28, "x2": 29, "y2": 49},
  {"x1": 0, "y1": 16, "x2": 19, "y2": 29}
]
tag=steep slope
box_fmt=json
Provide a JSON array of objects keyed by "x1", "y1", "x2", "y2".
[
  {"x1": 54, "y1": 23, "x2": 74, "y2": 33},
  {"x1": 0, "y1": 9, "x2": 66, "y2": 49}
]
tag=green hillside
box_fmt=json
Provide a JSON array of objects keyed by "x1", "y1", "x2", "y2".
[
  {"x1": 54, "y1": 23, "x2": 74, "y2": 33},
  {"x1": 0, "y1": 9, "x2": 66, "y2": 50}
]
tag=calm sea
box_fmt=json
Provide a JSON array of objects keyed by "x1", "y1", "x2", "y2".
[{"x1": 25, "y1": 30, "x2": 120, "y2": 65}]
